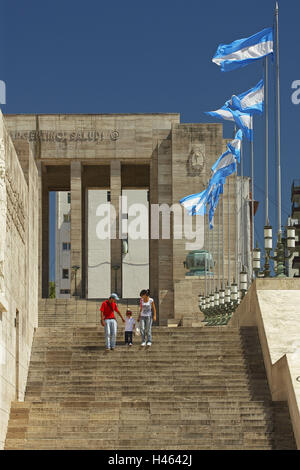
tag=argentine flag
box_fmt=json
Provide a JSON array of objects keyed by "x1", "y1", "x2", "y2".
[
  {"x1": 211, "y1": 149, "x2": 237, "y2": 176},
  {"x1": 180, "y1": 159, "x2": 231, "y2": 218},
  {"x1": 206, "y1": 107, "x2": 253, "y2": 141},
  {"x1": 207, "y1": 150, "x2": 238, "y2": 228},
  {"x1": 180, "y1": 181, "x2": 221, "y2": 216},
  {"x1": 192, "y1": 179, "x2": 223, "y2": 219},
  {"x1": 212, "y1": 27, "x2": 273, "y2": 72},
  {"x1": 180, "y1": 179, "x2": 219, "y2": 217},
  {"x1": 226, "y1": 79, "x2": 264, "y2": 115},
  {"x1": 180, "y1": 189, "x2": 208, "y2": 216},
  {"x1": 206, "y1": 106, "x2": 235, "y2": 123},
  {"x1": 208, "y1": 183, "x2": 223, "y2": 229},
  {"x1": 227, "y1": 129, "x2": 243, "y2": 163}
]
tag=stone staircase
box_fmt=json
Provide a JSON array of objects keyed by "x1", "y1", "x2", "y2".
[
  {"x1": 38, "y1": 299, "x2": 140, "y2": 327},
  {"x1": 5, "y1": 326, "x2": 296, "y2": 450}
]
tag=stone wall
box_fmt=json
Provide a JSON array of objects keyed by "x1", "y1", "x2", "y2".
[
  {"x1": 3, "y1": 114, "x2": 180, "y2": 162},
  {"x1": 230, "y1": 278, "x2": 300, "y2": 449},
  {"x1": 0, "y1": 111, "x2": 38, "y2": 449}
]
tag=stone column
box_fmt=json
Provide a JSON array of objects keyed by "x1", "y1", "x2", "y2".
[
  {"x1": 37, "y1": 161, "x2": 43, "y2": 299},
  {"x1": 37, "y1": 161, "x2": 49, "y2": 299},
  {"x1": 70, "y1": 161, "x2": 82, "y2": 297},
  {"x1": 110, "y1": 160, "x2": 122, "y2": 297},
  {"x1": 149, "y1": 144, "x2": 159, "y2": 317},
  {"x1": 157, "y1": 135, "x2": 173, "y2": 325}
]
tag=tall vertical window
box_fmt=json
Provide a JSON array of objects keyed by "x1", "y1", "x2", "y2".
[{"x1": 62, "y1": 243, "x2": 71, "y2": 251}]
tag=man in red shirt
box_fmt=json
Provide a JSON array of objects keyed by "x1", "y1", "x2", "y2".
[{"x1": 100, "y1": 293, "x2": 125, "y2": 351}]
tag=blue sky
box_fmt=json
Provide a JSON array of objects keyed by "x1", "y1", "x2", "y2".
[{"x1": 1, "y1": 0, "x2": 299, "y2": 281}]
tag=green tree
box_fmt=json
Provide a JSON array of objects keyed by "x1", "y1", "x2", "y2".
[{"x1": 49, "y1": 281, "x2": 56, "y2": 299}]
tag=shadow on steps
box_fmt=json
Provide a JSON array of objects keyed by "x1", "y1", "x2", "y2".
[{"x1": 240, "y1": 326, "x2": 296, "y2": 450}]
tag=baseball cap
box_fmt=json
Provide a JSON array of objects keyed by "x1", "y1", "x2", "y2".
[{"x1": 110, "y1": 293, "x2": 120, "y2": 301}]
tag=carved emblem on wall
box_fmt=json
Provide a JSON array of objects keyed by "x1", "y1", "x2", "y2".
[
  {"x1": 110, "y1": 130, "x2": 120, "y2": 141},
  {"x1": 186, "y1": 144, "x2": 206, "y2": 177}
]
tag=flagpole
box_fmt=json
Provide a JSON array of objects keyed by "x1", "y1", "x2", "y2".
[
  {"x1": 251, "y1": 116, "x2": 255, "y2": 264},
  {"x1": 212, "y1": 224, "x2": 215, "y2": 295},
  {"x1": 204, "y1": 214, "x2": 207, "y2": 298},
  {"x1": 265, "y1": 55, "x2": 269, "y2": 225},
  {"x1": 222, "y1": 194, "x2": 225, "y2": 289},
  {"x1": 233, "y1": 126, "x2": 238, "y2": 287},
  {"x1": 228, "y1": 177, "x2": 230, "y2": 285},
  {"x1": 240, "y1": 142, "x2": 244, "y2": 269},
  {"x1": 208, "y1": 215, "x2": 211, "y2": 294},
  {"x1": 218, "y1": 196, "x2": 220, "y2": 291},
  {"x1": 205, "y1": 252, "x2": 207, "y2": 298},
  {"x1": 275, "y1": 1, "x2": 282, "y2": 236},
  {"x1": 235, "y1": 165, "x2": 239, "y2": 287}
]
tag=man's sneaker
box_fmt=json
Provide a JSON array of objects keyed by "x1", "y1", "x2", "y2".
[
  {"x1": 105, "y1": 348, "x2": 110, "y2": 352},
  {"x1": 129, "y1": 343, "x2": 133, "y2": 346},
  {"x1": 147, "y1": 342, "x2": 152, "y2": 347},
  {"x1": 141, "y1": 342, "x2": 146, "y2": 347},
  {"x1": 110, "y1": 347, "x2": 115, "y2": 351}
]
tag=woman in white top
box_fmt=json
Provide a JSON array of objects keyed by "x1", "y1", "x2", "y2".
[{"x1": 138, "y1": 289, "x2": 157, "y2": 347}]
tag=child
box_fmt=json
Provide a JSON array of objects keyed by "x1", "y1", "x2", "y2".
[{"x1": 124, "y1": 310, "x2": 136, "y2": 346}]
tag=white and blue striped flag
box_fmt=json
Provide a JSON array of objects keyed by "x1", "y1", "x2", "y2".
[
  {"x1": 180, "y1": 156, "x2": 233, "y2": 218},
  {"x1": 226, "y1": 79, "x2": 264, "y2": 114},
  {"x1": 180, "y1": 187, "x2": 211, "y2": 216},
  {"x1": 212, "y1": 27, "x2": 273, "y2": 72},
  {"x1": 206, "y1": 106, "x2": 253, "y2": 141},
  {"x1": 227, "y1": 129, "x2": 243, "y2": 162},
  {"x1": 211, "y1": 149, "x2": 237, "y2": 176},
  {"x1": 205, "y1": 106, "x2": 235, "y2": 123},
  {"x1": 208, "y1": 182, "x2": 223, "y2": 229}
]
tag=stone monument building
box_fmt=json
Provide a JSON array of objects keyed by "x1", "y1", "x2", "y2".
[
  {"x1": 2, "y1": 112, "x2": 252, "y2": 324},
  {"x1": 0, "y1": 112, "x2": 254, "y2": 448}
]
